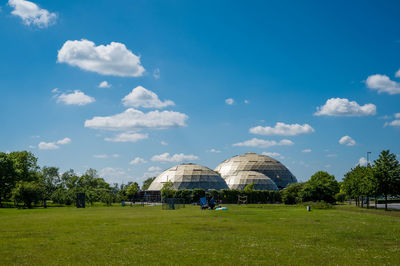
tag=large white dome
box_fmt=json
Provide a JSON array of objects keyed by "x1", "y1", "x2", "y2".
[
  {"x1": 215, "y1": 152, "x2": 296, "y2": 189},
  {"x1": 148, "y1": 163, "x2": 228, "y2": 191}
]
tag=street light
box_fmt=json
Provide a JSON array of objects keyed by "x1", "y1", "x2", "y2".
[{"x1": 367, "y1": 152, "x2": 371, "y2": 165}]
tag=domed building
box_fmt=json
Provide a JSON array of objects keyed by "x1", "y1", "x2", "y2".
[
  {"x1": 224, "y1": 170, "x2": 278, "y2": 190},
  {"x1": 148, "y1": 163, "x2": 229, "y2": 191},
  {"x1": 214, "y1": 152, "x2": 296, "y2": 189}
]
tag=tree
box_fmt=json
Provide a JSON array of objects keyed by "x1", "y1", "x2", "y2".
[
  {"x1": 161, "y1": 181, "x2": 175, "y2": 199},
  {"x1": 126, "y1": 182, "x2": 140, "y2": 200},
  {"x1": 8, "y1": 151, "x2": 39, "y2": 182},
  {"x1": 300, "y1": 171, "x2": 339, "y2": 203},
  {"x1": 373, "y1": 150, "x2": 400, "y2": 211},
  {"x1": 11, "y1": 181, "x2": 44, "y2": 208},
  {"x1": 40, "y1": 166, "x2": 60, "y2": 201},
  {"x1": 142, "y1": 177, "x2": 156, "y2": 190},
  {"x1": 281, "y1": 183, "x2": 305, "y2": 204},
  {"x1": 0, "y1": 153, "x2": 16, "y2": 206},
  {"x1": 243, "y1": 183, "x2": 255, "y2": 193}
]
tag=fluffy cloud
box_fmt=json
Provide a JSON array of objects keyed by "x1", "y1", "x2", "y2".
[
  {"x1": 366, "y1": 74, "x2": 400, "y2": 95},
  {"x1": 84, "y1": 108, "x2": 188, "y2": 131},
  {"x1": 98, "y1": 81, "x2": 111, "y2": 88},
  {"x1": 395, "y1": 113, "x2": 400, "y2": 119},
  {"x1": 129, "y1": 157, "x2": 147, "y2": 165},
  {"x1": 225, "y1": 98, "x2": 234, "y2": 105},
  {"x1": 57, "y1": 39, "x2": 145, "y2": 77},
  {"x1": 56, "y1": 90, "x2": 95, "y2": 106},
  {"x1": 262, "y1": 152, "x2": 284, "y2": 159},
  {"x1": 148, "y1": 166, "x2": 161, "y2": 172},
  {"x1": 339, "y1": 135, "x2": 356, "y2": 146},
  {"x1": 38, "y1": 137, "x2": 71, "y2": 150},
  {"x1": 233, "y1": 138, "x2": 294, "y2": 148},
  {"x1": 151, "y1": 153, "x2": 199, "y2": 163},
  {"x1": 250, "y1": 122, "x2": 314, "y2": 136},
  {"x1": 99, "y1": 167, "x2": 133, "y2": 184},
  {"x1": 161, "y1": 141, "x2": 168, "y2": 146},
  {"x1": 122, "y1": 86, "x2": 174, "y2": 109},
  {"x1": 209, "y1": 148, "x2": 221, "y2": 153},
  {"x1": 358, "y1": 157, "x2": 367, "y2": 166},
  {"x1": 8, "y1": 0, "x2": 56, "y2": 28},
  {"x1": 93, "y1": 154, "x2": 108, "y2": 159},
  {"x1": 314, "y1": 98, "x2": 376, "y2": 116},
  {"x1": 104, "y1": 133, "x2": 148, "y2": 143},
  {"x1": 385, "y1": 120, "x2": 400, "y2": 127},
  {"x1": 302, "y1": 149, "x2": 312, "y2": 153},
  {"x1": 396, "y1": 70, "x2": 400, "y2": 78}
]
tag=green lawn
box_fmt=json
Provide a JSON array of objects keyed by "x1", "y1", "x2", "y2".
[{"x1": 1, "y1": 204, "x2": 399, "y2": 265}]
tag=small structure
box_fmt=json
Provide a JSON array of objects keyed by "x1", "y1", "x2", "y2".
[{"x1": 76, "y1": 192, "x2": 85, "y2": 208}]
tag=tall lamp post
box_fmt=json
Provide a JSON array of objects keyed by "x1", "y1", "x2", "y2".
[{"x1": 367, "y1": 152, "x2": 371, "y2": 166}]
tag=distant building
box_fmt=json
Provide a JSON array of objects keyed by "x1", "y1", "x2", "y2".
[{"x1": 148, "y1": 152, "x2": 296, "y2": 191}]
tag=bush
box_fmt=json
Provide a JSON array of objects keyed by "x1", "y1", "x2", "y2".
[
  {"x1": 301, "y1": 201, "x2": 334, "y2": 209},
  {"x1": 281, "y1": 183, "x2": 305, "y2": 204},
  {"x1": 11, "y1": 181, "x2": 44, "y2": 208}
]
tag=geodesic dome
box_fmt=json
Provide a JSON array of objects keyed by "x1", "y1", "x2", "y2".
[
  {"x1": 148, "y1": 163, "x2": 228, "y2": 191},
  {"x1": 224, "y1": 170, "x2": 279, "y2": 190},
  {"x1": 215, "y1": 152, "x2": 296, "y2": 189}
]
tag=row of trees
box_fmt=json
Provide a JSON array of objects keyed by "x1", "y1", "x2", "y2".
[
  {"x1": 342, "y1": 150, "x2": 400, "y2": 210},
  {"x1": 0, "y1": 151, "x2": 153, "y2": 208}
]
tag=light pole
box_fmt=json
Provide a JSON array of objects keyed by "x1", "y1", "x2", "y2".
[{"x1": 367, "y1": 152, "x2": 371, "y2": 165}]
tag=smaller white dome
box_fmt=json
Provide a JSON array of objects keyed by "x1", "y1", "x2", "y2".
[{"x1": 224, "y1": 171, "x2": 278, "y2": 190}]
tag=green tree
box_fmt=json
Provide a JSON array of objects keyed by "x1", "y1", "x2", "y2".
[
  {"x1": 281, "y1": 183, "x2": 305, "y2": 204},
  {"x1": 0, "y1": 153, "x2": 16, "y2": 206},
  {"x1": 40, "y1": 166, "x2": 60, "y2": 201},
  {"x1": 373, "y1": 150, "x2": 400, "y2": 211},
  {"x1": 126, "y1": 182, "x2": 140, "y2": 200},
  {"x1": 8, "y1": 151, "x2": 39, "y2": 182},
  {"x1": 11, "y1": 181, "x2": 44, "y2": 208},
  {"x1": 142, "y1": 177, "x2": 156, "y2": 190},
  {"x1": 243, "y1": 183, "x2": 255, "y2": 193},
  {"x1": 161, "y1": 181, "x2": 175, "y2": 199},
  {"x1": 300, "y1": 171, "x2": 339, "y2": 203}
]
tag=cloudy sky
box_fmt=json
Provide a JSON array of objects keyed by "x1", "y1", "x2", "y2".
[{"x1": 1, "y1": 0, "x2": 400, "y2": 184}]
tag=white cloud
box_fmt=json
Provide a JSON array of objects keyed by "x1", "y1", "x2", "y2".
[
  {"x1": 302, "y1": 149, "x2": 312, "y2": 153},
  {"x1": 358, "y1": 157, "x2": 368, "y2": 166},
  {"x1": 385, "y1": 120, "x2": 400, "y2": 127},
  {"x1": 129, "y1": 157, "x2": 147, "y2": 165},
  {"x1": 105, "y1": 133, "x2": 148, "y2": 143},
  {"x1": 112, "y1": 154, "x2": 120, "y2": 158},
  {"x1": 262, "y1": 152, "x2": 284, "y2": 159},
  {"x1": 38, "y1": 137, "x2": 70, "y2": 150},
  {"x1": 122, "y1": 86, "x2": 174, "y2": 109},
  {"x1": 51, "y1": 88, "x2": 59, "y2": 94},
  {"x1": 395, "y1": 113, "x2": 400, "y2": 119},
  {"x1": 233, "y1": 138, "x2": 294, "y2": 148},
  {"x1": 366, "y1": 74, "x2": 400, "y2": 95},
  {"x1": 56, "y1": 90, "x2": 95, "y2": 106},
  {"x1": 147, "y1": 166, "x2": 161, "y2": 172},
  {"x1": 151, "y1": 153, "x2": 199, "y2": 163},
  {"x1": 161, "y1": 141, "x2": 168, "y2": 146},
  {"x1": 250, "y1": 122, "x2": 314, "y2": 136},
  {"x1": 8, "y1": 0, "x2": 56, "y2": 28},
  {"x1": 153, "y1": 68, "x2": 160, "y2": 79},
  {"x1": 314, "y1": 98, "x2": 376, "y2": 116},
  {"x1": 225, "y1": 98, "x2": 234, "y2": 105},
  {"x1": 93, "y1": 154, "x2": 108, "y2": 159},
  {"x1": 98, "y1": 81, "x2": 111, "y2": 88},
  {"x1": 244, "y1": 100, "x2": 249, "y2": 104},
  {"x1": 57, "y1": 39, "x2": 145, "y2": 77},
  {"x1": 99, "y1": 167, "x2": 133, "y2": 184},
  {"x1": 28, "y1": 145, "x2": 36, "y2": 149},
  {"x1": 38, "y1": 142, "x2": 59, "y2": 150},
  {"x1": 396, "y1": 69, "x2": 400, "y2": 78},
  {"x1": 56, "y1": 137, "x2": 71, "y2": 145},
  {"x1": 339, "y1": 135, "x2": 356, "y2": 146},
  {"x1": 84, "y1": 108, "x2": 188, "y2": 131},
  {"x1": 209, "y1": 148, "x2": 221, "y2": 153}
]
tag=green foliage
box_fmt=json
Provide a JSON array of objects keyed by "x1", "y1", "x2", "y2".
[
  {"x1": 126, "y1": 182, "x2": 140, "y2": 199},
  {"x1": 142, "y1": 177, "x2": 156, "y2": 190},
  {"x1": 281, "y1": 183, "x2": 305, "y2": 204},
  {"x1": 299, "y1": 171, "x2": 339, "y2": 204},
  {"x1": 243, "y1": 183, "x2": 255, "y2": 193},
  {"x1": 160, "y1": 181, "x2": 175, "y2": 199},
  {"x1": 11, "y1": 181, "x2": 44, "y2": 208},
  {"x1": 373, "y1": 150, "x2": 400, "y2": 204},
  {"x1": 0, "y1": 152, "x2": 15, "y2": 206},
  {"x1": 335, "y1": 192, "x2": 346, "y2": 203},
  {"x1": 301, "y1": 201, "x2": 334, "y2": 209}
]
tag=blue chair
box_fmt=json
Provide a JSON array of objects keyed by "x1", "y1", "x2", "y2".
[{"x1": 200, "y1": 197, "x2": 207, "y2": 209}]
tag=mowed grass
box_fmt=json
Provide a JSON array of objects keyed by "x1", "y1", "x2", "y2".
[{"x1": 1, "y1": 205, "x2": 400, "y2": 265}]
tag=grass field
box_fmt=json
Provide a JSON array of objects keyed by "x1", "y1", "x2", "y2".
[{"x1": 1, "y1": 204, "x2": 400, "y2": 265}]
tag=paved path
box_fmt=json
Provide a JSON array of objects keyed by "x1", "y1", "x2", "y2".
[{"x1": 375, "y1": 203, "x2": 400, "y2": 210}]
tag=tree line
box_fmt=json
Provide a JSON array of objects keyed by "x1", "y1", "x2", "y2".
[
  {"x1": 0, "y1": 151, "x2": 155, "y2": 208},
  {"x1": 281, "y1": 150, "x2": 400, "y2": 211}
]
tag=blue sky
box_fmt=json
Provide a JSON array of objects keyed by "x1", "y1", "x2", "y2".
[{"x1": 1, "y1": 0, "x2": 400, "y2": 185}]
